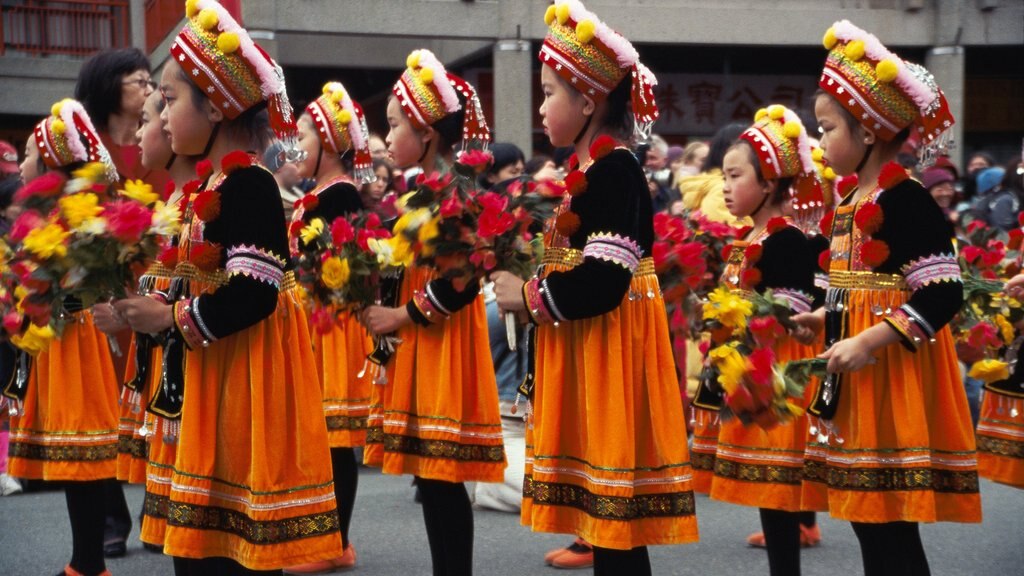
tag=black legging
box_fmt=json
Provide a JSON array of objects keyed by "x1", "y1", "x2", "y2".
[
  {"x1": 172, "y1": 557, "x2": 282, "y2": 576},
  {"x1": 593, "y1": 545, "x2": 651, "y2": 576},
  {"x1": 850, "y1": 521, "x2": 930, "y2": 576},
  {"x1": 417, "y1": 477, "x2": 473, "y2": 576},
  {"x1": 65, "y1": 480, "x2": 107, "y2": 576},
  {"x1": 760, "y1": 508, "x2": 801, "y2": 576},
  {"x1": 330, "y1": 446, "x2": 359, "y2": 550}
]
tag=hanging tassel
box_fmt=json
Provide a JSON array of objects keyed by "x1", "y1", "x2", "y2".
[
  {"x1": 162, "y1": 418, "x2": 180, "y2": 445},
  {"x1": 6, "y1": 398, "x2": 23, "y2": 417}
]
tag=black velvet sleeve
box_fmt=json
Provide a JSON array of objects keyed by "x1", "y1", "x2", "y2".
[
  {"x1": 303, "y1": 181, "x2": 363, "y2": 224},
  {"x1": 537, "y1": 149, "x2": 653, "y2": 321},
  {"x1": 406, "y1": 278, "x2": 482, "y2": 326},
  {"x1": 175, "y1": 166, "x2": 288, "y2": 345},
  {"x1": 806, "y1": 232, "x2": 831, "y2": 308},
  {"x1": 755, "y1": 226, "x2": 816, "y2": 313},
  {"x1": 874, "y1": 179, "x2": 962, "y2": 348}
]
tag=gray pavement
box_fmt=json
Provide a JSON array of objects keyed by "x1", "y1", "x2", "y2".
[{"x1": 0, "y1": 469, "x2": 1020, "y2": 575}]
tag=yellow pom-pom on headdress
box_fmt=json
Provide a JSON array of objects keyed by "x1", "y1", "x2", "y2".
[
  {"x1": 768, "y1": 105, "x2": 785, "y2": 120},
  {"x1": 844, "y1": 40, "x2": 865, "y2": 61},
  {"x1": 576, "y1": 20, "x2": 596, "y2": 44},
  {"x1": 812, "y1": 148, "x2": 825, "y2": 162},
  {"x1": 783, "y1": 121, "x2": 802, "y2": 139},
  {"x1": 338, "y1": 109, "x2": 352, "y2": 125},
  {"x1": 185, "y1": 0, "x2": 200, "y2": 18},
  {"x1": 556, "y1": 3, "x2": 570, "y2": 25},
  {"x1": 876, "y1": 59, "x2": 899, "y2": 83},
  {"x1": 754, "y1": 108, "x2": 768, "y2": 122},
  {"x1": 406, "y1": 51, "x2": 421, "y2": 70},
  {"x1": 197, "y1": 8, "x2": 219, "y2": 31},
  {"x1": 823, "y1": 27, "x2": 837, "y2": 50},
  {"x1": 419, "y1": 67, "x2": 434, "y2": 84},
  {"x1": 330, "y1": 90, "x2": 345, "y2": 104},
  {"x1": 544, "y1": 5, "x2": 557, "y2": 25},
  {"x1": 216, "y1": 32, "x2": 239, "y2": 54},
  {"x1": 51, "y1": 101, "x2": 64, "y2": 117},
  {"x1": 50, "y1": 119, "x2": 66, "y2": 136},
  {"x1": 823, "y1": 167, "x2": 836, "y2": 180}
]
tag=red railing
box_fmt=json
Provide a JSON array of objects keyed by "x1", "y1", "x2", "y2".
[
  {"x1": 0, "y1": 1, "x2": 130, "y2": 57},
  {"x1": 144, "y1": 0, "x2": 179, "y2": 53}
]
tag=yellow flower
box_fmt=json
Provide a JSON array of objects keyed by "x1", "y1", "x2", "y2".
[
  {"x1": 11, "y1": 323, "x2": 55, "y2": 356},
  {"x1": 418, "y1": 216, "x2": 440, "y2": 256},
  {"x1": 300, "y1": 218, "x2": 325, "y2": 245},
  {"x1": 703, "y1": 286, "x2": 754, "y2": 332},
  {"x1": 785, "y1": 400, "x2": 806, "y2": 418},
  {"x1": 23, "y1": 222, "x2": 70, "y2": 260},
  {"x1": 119, "y1": 179, "x2": 159, "y2": 205},
  {"x1": 995, "y1": 314, "x2": 1015, "y2": 346},
  {"x1": 71, "y1": 162, "x2": 105, "y2": 183},
  {"x1": 58, "y1": 193, "x2": 102, "y2": 229},
  {"x1": 150, "y1": 201, "x2": 182, "y2": 236},
  {"x1": 321, "y1": 256, "x2": 350, "y2": 290},
  {"x1": 368, "y1": 236, "x2": 415, "y2": 268},
  {"x1": 709, "y1": 343, "x2": 748, "y2": 395},
  {"x1": 968, "y1": 359, "x2": 1010, "y2": 384},
  {"x1": 393, "y1": 208, "x2": 431, "y2": 237}
]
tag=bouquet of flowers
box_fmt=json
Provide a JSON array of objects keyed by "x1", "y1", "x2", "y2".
[
  {"x1": 2, "y1": 164, "x2": 179, "y2": 353},
  {"x1": 292, "y1": 211, "x2": 394, "y2": 334},
  {"x1": 699, "y1": 286, "x2": 809, "y2": 429}
]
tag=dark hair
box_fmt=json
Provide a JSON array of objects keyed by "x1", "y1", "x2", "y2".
[
  {"x1": 728, "y1": 140, "x2": 793, "y2": 207},
  {"x1": 525, "y1": 154, "x2": 553, "y2": 176},
  {"x1": 1002, "y1": 156, "x2": 1023, "y2": 192},
  {"x1": 596, "y1": 75, "x2": 632, "y2": 139},
  {"x1": 178, "y1": 66, "x2": 271, "y2": 155},
  {"x1": 0, "y1": 174, "x2": 20, "y2": 212},
  {"x1": 813, "y1": 89, "x2": 910, "y2": 147},
  {"x1": 371, "y1": 158, "x2": 393, "y2": 186},
  {"x1": 702, "y1": 123, "x2": 746, "y2": 172},
  {"x1": 74, "y1": 48, "x2": 151, "y2": 129},
  {"x1": 969, "y1": 151, "x2": 997, "y2": 170},
  {"x1": 487, "y1": 142, "x2": 525, "y2": 176},
  {"x1": 429, "y1": 91, "x2": 468, "y2": 154}
]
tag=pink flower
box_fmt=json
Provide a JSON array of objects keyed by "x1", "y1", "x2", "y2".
[
  {"x1": 364, "y1": 212, "x2": 383, "y2": 230},
  {"x1": 9, "y1": 211, "x2": 44, "y2": 242},
  {"x1": 103, "y1": 200, "x2": 153, "y2": 243},
  {"x1": 456, "y1": 149, "x2": 493, "y2": 173},
  {"x1": 3, "y1": 311, "x2": 24, "y2": 334},
  {"x1": 415, "y1": 172, "x2": 453, "y2": 194},
  {"x1": 440, "y1": 196, "x2": 463, "y2": 219},
  {"x1": 470, "y1": 250, "x2": 497, "y2": 271},
  {"x1": 475, "y1": 191, "x2": 509, "y2": 213},
  {"x1": 14, "y1": 172, "x2": 66, "y2": 203},
  {"x1": 749, "y1": 315, "x2": 785, "y2": 348},
  {"x1": 478, "y1": 208, "x2": 515, "y2": 239}
]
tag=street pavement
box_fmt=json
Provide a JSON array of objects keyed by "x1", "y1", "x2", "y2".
[{"x1": 0, "y1": 468, "x2": 1020, "y2": 575}]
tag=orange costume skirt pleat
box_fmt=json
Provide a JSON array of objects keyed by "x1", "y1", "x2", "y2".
[
  {"x1": 821, "y1": 287, "x2": 981, "y2": 523},
  {"x1": 364, "y1": 266, "x2": 505, "y2": 483},
  {"x1": 315, "y1": 310, "x2": 373, "y2": 447},
  {"x1": 710, "y1": 336, "x2": 822, "y2": 512},
  {"x1": 116, "y1": 331, "x2": 162, "y2": 484},
  {"x1": 159, "y1": 281, "x2": 341, "y2": 570},
  {"x1": 8, "y1": 314, "x2": 119, "y2": 481},
  {"x1": 522, "y1": 260, "x2": 699, "y2": 550},
  {"x1": 690, "y1": 417, "x2": 719, "y2": 494},
  {"x1": 976, "y1": 390, "x2": 1024, "y2": 489}
]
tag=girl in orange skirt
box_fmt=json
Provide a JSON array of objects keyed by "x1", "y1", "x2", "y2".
[
  {"x1": 112, "y1": 2, "x2": 341, "y2": 573},
  {"x1": 492, "y1": 2, "x2": 699, "y2": 574},
  {"x1": 795, "y1": 20, "x2": 981, "y2": 576},
  {"x1": 698, "y1": 105, "x2": 823, "y2": 576},
  {"x1": 360, "y1": 49, "x2": 505, "y2": 576},
  {"x1": 284, "y1": 81, "x2": 374, "y2": 574},
  {"x1": 5, "y1": 100, "x2": 120, "y2": 576}
]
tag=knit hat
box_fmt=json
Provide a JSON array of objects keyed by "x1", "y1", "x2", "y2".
[
  {"x1": 171, "y1": 0, "x2": 300, "y2": 160},
  {"x1": 976, "y1": 167, "x2": 1005, "y2": 195},
  {"x1": 306, "y1": 81, "x2": 374, "y2": 184},
  {"x1": 33, "y1": 98, "x2": 117, "y2": 183},
  {"x1": 820, "y1": 20, "x2": 954, "y2": 166},
  {"x1": 539, "y1": 0, "x2": 659, "y2": 141},
  {"x1": 921, "y1": 166, "x2": 955, "y2": 190},
  {"x1": 392, "y1": 49, "x2": 490, "y2": 151}
]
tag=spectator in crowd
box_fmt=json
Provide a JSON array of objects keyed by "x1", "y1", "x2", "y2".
[
  {"x1": 961, "y1": 150, "x2": 997, "y2": 201},
  {"x1": 645, "y1": 134, "x2": 674, "y2": 213},
  {"x1": 368, "y1": 133, "x2": 389, "y2": 161},
  {"x1": 265, "y1": 140, "x2": 309, "y2": 221},
  {"x1": 677, "y1": 122, "x2": 748, "y2": 225},
  {"x1": 361, "y1": 158, "x2": 395, "y2": 216},
  {"x1": 969, "y1": 166, "x2": 1016, "y2": 230},
  {"x1": 922, "y1": 166, "x2": 959, "y2": 224},
  {"x1": 672, "y1": 141, "x2": 708, "y2": 182},
  {"x1": 480, "y1": 142, "x2": 525, "y2": 190},
  {"x1": 525, "y1": 154, "x2": 561, "y2": 182}
]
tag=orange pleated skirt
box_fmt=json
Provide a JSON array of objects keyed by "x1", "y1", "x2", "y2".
[
  {"x1": 158, "y1": 280, "x2": 341, "y2": 570},
  {"x1": 364, "y1": 266, "x2": 505, "y2": 483},
  {"x1": 8, "y1": 314, "x2": 119, "y2": 481},
  {"x1": 821, "y1": 286, "x2": 981, "y2": 523},
  {"x1": 522, "y1": 258, "x2": 699, "y2": 550},
  {"x1": 116, "y1": 332, "x2": 159, "y2": 484},
  {"x1": 710, "y1": 337, "x2": 819, "y2": 512},
  {"x1": 690, "y1": 417, "x2": 718, "y2": 494},
  {"x1": 976, "y1": 390, "x2": 1024, "y2": 489},
  {"x1": 315, "y1": 310, "x2": 373, "y2": 447}
]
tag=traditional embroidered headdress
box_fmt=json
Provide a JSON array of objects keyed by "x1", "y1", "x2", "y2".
[
  {"x1": 539, "y1": 0, "x2": 659, "y2": 141},
  {"x1": 34, "y1": 98, "x2": 117, "y2": 183},
  {"x1": 171, "y1": 0, "x2": 300, "y2": 160},
  {"x1": 392, "y1": 49, "x2": 490, "y2": 151},
  {"x1": 820, "y1": 20, "x2": 954, "y2": 166},
  {"x1": 306, "y1": 81, "x2": 375, "y2": 183}
]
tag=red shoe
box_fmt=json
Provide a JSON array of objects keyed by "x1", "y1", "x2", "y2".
[
  {"x1": 549, "y1": 539, "x2": 594, "y2": 569},
  {"x1": 545, "y1": 538, "x2": 583, "y2": 565},
  {"x1": 746, "y1": 525, "x2": 822, "y2": 549},
  {"x1": 61, "y1": 566, "x2": 111, "y2": 576},
  {"x1": 746, "y1": 531, "x2": 767, "y2": 548},
  {"x1": 283, "y1": 544, "x2": 357, "y2": 574}
]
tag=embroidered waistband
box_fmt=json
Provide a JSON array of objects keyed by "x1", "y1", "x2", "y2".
[
  {"x1": 542, "y1": 247, "x2": 654, "y2": 277},
  {"x1": 827, "y1": 269, "x2": 907, "y2": 291}
]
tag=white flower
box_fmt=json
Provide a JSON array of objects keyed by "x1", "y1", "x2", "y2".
[
  {"x1": 149, "y1": 201, "x2": 181, "y2": 237},
  {"x1": 76, "y1": 217, "x2": 107, "y2": 236}
]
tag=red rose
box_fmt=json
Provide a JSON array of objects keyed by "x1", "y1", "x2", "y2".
[
  {"x1": 415, "y1": 171, "x2": 453, "y2": 194},
  {"x1": 968, "y1": 322, "x2": 1001, "y2": 350},
  {"x1": 364, "y1": 212, "x2": 383, "y2": 230},
  {"x1": 747, "y1": 347, "x2": 776, "y2": 387},
  {"x1": 877, "y1": 162, "x2": 909, "y2": 189},
  {"x1": 979, "y1": 250, "x2": 1004, "y2": 269},
  {"x1": 854, "y1": 202, "x2": 883, "y2": 235},
  {"x1": 190, "y1": 242, "x2": 222, "y2": 271},
  {"x1": 555, "y1": 211, "x2": 581, "y2": 237},
  {"x1": 675, "y1": 242, "x2": 705, "y2": 270},
  {"x1": 456, "y1": 149, "x2": 493, "y2": 174},
  {"x1": 478, "y1": 207, "x2": 516, "y2": 239},
  {"x1": 565, "y1": 170, "x2": 587, "y2": 197},
  {"x1": 766, "y1": 217, "x2": 788, "y2": 235},
  {"x1": 192, "y1": 190, "x2": 221, "y2": 222},
  {"x1": 819, "y1": 210, "x2": 835, "y2": 236},
  {"x1": 859, "y1": 239, "x2": 890, "y2": 268},
  {"x1": 750, "y1": 316, "x2": 785, "y2": 348},
  {"x1": 653, "y1": 213, "x2": 672, "y2": 237},
  {"x1": 744, "y1": 244, "x2": 763, "y2": 264},
  {"x1": 966, "y1": 220, "x2": 988, "y2": 234},
  {"x1": 741, "y1": 267, "x2": 762, "y2": 288},
  {"x1": 221, "y1": 150, "x2": 252, "y2": 174},
  {"x1": 475, "y1": 191, "x2": 509, "y2": 213},
  {"x1": 157, "y1": 245, "x2": 179, "y2": 268},
  {"x1": 14, "y1": 172, "x2": 66, "y2": 204},
  {"x1": 961, "y1": 245, "x2": 983, "y2": 264},
  {"x1": 589, "y1": 135, "x2": 617, "y2": 160},
  {"x1": 1008, "y1": 228, "x2": 1023, "y2": 250},
  {"x1": 310, "y1": 306, "x2": 335, "y2": 335},
  {"x1": 330, "y1": 218, "x2": 355, "y2": 246},
  {"x1": 652, "y1": 241, "x2": 672, "y2": 270},
  {"x1": 196, "y1": 159, "x2": 213, "y2": 180},
  {"x1": 103, "y1": 199, "x2": 154, "y2": 243},
  {"x1": 818, "y1": 249, "x2": 831, "y2": 272}
]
